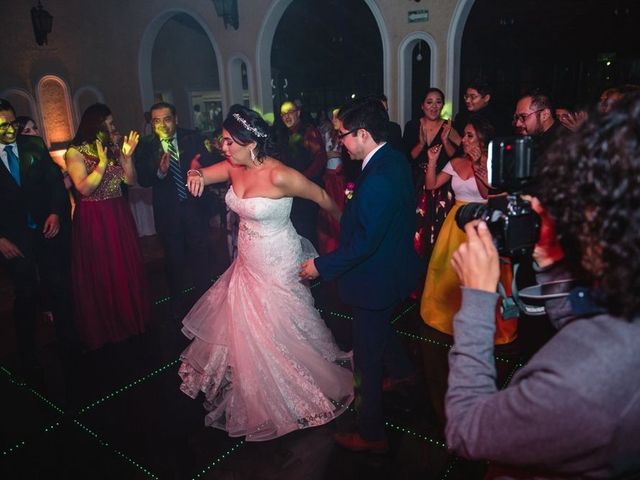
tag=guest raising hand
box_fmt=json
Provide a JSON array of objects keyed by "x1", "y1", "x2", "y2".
[
  {"x1": 65, "y1": 103, "x2": 150, "y2": 351},
  {"x1": 403, "y1": 88, "x2": 460, "y2": 264}
]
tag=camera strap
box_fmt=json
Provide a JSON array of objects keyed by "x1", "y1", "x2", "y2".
[
  {"x1": 499, "y1": 262, "x2": 578, "y2": 317},
  {"x1": 497, "y1": 281, "x2": 520, "y2": 320}
]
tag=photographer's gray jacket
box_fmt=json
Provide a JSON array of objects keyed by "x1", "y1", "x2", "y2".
[{"x1": 445, "y1": 264, "x2": 640, "y2": 478}]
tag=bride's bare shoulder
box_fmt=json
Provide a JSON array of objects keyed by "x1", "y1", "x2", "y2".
[{"x1": 269, "y1": 160, "x2": 301, "y2": 188}]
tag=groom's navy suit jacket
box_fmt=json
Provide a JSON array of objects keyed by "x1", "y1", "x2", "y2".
[{"x1": 315, "y1": 143, "x2": 423, "y2": 310}]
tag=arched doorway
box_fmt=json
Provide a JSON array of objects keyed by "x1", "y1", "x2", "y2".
[
  {"x1": 228, "y1": 56, "x2": 252, "y2": 109},
  {"x1": 0, "y1": 88, "x2": 37, "y2": 125},
  {"x1": 139, "y1": 10, "x2": 223, "y2": 133},
  {"x1": 398, "y1": 34, "x2": 436, "y2": 127},
  {"x1": 256, "y1": 0, "x2": 389, "y2": 118},
  {"x1": 270, "y1": 0, "x2": 384, "y2": 116},
  {"x1": 446, "y1": 0, "x2": 475, "y2": 118}
]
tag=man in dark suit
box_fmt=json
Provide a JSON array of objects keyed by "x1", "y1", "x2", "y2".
[
  {"x1": 134, "y1": 102, "x2": 215, "y2": 319},
  {"x1": 0, "y1": 99, "x2": 74, "y2": 374},
  {"x1": 300, "y1": 98, "x2": 423, "y2": 452}
]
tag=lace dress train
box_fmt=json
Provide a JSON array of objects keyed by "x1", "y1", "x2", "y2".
[{"x1": 179, "y1": 186, "x2": 353, "y2": 441}]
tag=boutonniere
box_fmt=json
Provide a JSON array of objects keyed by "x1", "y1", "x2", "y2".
[{"x1": 344, "y1": 182, "x2": 355, "y2": 201}]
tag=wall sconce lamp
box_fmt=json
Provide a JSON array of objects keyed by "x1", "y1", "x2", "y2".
[
  {"x1": 31, "y1": 1, "x2": 53, "y2": 46},
  {"x1": 212, "y1": 0, "x2": 239, "y2": 30}
]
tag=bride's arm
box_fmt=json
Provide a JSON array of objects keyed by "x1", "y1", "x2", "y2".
[
  {"x1": 272, "y1": 166, "x2": 341, "y2": 221},
  {"x1": 186, "y1": 158, "x2": 231, "y2": 197}
]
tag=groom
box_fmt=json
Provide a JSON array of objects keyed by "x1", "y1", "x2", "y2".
[{"x1": 300, "y1": 97, "x2": 422, "y2": 452}]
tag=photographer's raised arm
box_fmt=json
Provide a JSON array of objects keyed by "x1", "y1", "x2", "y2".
[
  {"x1": 445, "y1": 221, "x2": 626, "y2": 475},
  {"x1": 450, "y1": 221, "x2": 500, "y2": 292},
  {"x1": 446, "y1": 228, "x2": 611, "y2": 473}
]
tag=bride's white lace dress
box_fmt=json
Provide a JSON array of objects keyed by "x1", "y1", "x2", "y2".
[{"x1": 179, "y1": 186, "x2": 353, "y2": 441}]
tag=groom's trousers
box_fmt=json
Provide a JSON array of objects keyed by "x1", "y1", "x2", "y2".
[{"x1": 352, "y1": 303, "x2": 414, "y2": 441}]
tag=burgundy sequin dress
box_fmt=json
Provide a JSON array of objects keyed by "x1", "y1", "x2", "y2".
[{"x1": 71, "y1": 144, "x2": 151, "y2": 350}]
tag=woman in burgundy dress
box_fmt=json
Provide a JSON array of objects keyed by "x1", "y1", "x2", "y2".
[{"x1": 65, "y1": 104, "x2": 150, "y2": 350}]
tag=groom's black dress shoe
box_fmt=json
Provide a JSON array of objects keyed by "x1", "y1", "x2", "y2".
[{"x1": 334, "y1": 432, "x2": 389, "y2": 454}]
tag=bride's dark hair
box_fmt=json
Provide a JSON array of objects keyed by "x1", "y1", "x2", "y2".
[{"x1": 223, "y1": 105, "x2": 279, "y2": 162}]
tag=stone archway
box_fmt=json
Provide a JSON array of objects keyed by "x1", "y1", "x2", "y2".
[
  {"x1": 0, "y1": 88, "x2": 37, "y2": 124},
  {"x1": 446, "y1": 0, "x2": 476, "y2": 117},
  {"x1": 398, "y1": 32, "x2": 437, "y2": 127},
  {"x1": 227, "y1": 55, "x2": 254, "y2": 109},
  {"x1": 138, "y1": 8, "x2": 225, "y2": 124},
  {"x1": 255, "y1": 0, "x2": 390, "y2": 117}
]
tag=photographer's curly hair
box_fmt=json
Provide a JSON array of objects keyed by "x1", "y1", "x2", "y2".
[{"x1": 537, "y1": 92, "x2": 640, "y2": 319}]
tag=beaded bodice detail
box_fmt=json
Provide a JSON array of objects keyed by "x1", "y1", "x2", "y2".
[
  {"x1": 226, "y1": 185, "x2": 293, "y2": 240},
  {"x1": 75, "y1": 143, "x2": 124, "y2": 202}
]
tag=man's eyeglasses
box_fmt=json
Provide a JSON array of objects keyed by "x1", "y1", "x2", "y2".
[
  {"x1": 513, "y1": 109, "x2": 544, "y2": 124},
  {"x1": 151, "y1": 116, "x2": 174, "y2": 125},
  {"x1": 338, "y1": 128, "x2": 359, "y2": 140},
  {"x1": 0, "y1": 121, "x2": 20, "y2": 132},
  {"x1": 280, "y1": 109, "x2": 299, "y2": 117},
  {"x1": 464, "y1": 94, "x2": 480, "y2": 101}
]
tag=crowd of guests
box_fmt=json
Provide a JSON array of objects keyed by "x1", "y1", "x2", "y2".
[
  {"x1": 1, "y1": 99, "x2": 222, "y2": 367},
  {"x1": 2, "y1": 79, "x2": 640, "y2": 477}
]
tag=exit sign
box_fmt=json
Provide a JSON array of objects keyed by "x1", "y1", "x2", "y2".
[{"x1": 408, "y1": 9, "x2": 429, "y2": 23}]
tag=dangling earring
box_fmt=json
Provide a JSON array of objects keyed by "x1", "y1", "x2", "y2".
[{"x1": 250, "y1": 148, "x2": 256, "y2": 161}]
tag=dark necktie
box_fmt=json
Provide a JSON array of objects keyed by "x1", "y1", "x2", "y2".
[
  {"x1": 163, "y1": 138, "x2": 187, "y2": 201},
  {"x1": 5, "y1": 145, "x2": 36, "y2": 229},
  {"x1": 5, "y1": 145, "x2": 21, "y2": 185}
]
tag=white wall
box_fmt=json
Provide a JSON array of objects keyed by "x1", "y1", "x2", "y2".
[{"x1": 0, "y1": 0, "x2": 470, "y2": 139}]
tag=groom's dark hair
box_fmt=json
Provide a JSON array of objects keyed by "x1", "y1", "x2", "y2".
[{"x1": 338, "y1": 96, "x2": 389, "y2": 144}]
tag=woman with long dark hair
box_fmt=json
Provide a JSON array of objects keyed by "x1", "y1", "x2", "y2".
[
  {"x1": 403, "y1": 88, "x2": 460, "y2": 263},
  {"x1": 178, "y1": 105, "x2": 353, "y2": 441},
  {"x1": 65, "y1": 103, "x2": 150, "y2": 350}
]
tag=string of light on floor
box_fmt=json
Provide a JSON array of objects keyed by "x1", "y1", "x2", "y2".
[
  {"x1": 1, "y1": 282, "x2": 524, "y2": 479},
  {"x1": 74, "y1": 419, "x2": 160, "y2": 479}
]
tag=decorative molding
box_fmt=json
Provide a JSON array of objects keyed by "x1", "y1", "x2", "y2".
[
  {"x1": 35, "y1": 75, "x2": 75, "y2": 148},
  {"x1": 138, "y1": 8, "x2": 225, "y2": 113},
  {"x1": 446, "y1": 0, "x2": 476, "y2": 117},
  {"x1": 397, "y1": 32, "x2": 438, "y2": 127}
]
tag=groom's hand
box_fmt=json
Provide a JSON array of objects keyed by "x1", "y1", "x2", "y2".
[{"x1": 299, "y1": 259, "x2": 319, "y2": 281}]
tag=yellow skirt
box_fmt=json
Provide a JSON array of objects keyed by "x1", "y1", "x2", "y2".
[{"x1": 419, "y1": 201, "x2": 517, "y2": 345}]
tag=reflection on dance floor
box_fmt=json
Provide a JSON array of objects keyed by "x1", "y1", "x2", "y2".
[{"x1": 0, "y1": 234, "x2": 523, "y2": 479}]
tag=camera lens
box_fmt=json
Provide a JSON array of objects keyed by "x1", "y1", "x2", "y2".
[{"x1": 455, "y1": 203, "x2": 491, "y2": 230}]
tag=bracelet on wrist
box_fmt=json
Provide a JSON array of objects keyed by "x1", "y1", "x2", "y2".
[{"x1": 186, "y1": 169, "x2": 203, "y2": 178}]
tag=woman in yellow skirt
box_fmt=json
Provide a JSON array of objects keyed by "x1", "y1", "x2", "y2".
[
  {"x1": 419, "y1": 116, "x2": 516, "y2": 428},
  {"x1": 420, "y1": 116, "x2": 516, "y2": 345}
]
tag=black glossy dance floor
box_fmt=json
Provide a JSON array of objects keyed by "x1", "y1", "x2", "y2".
[{"x1": 0, "y1": 235, "x2": 526, "y2": 479}]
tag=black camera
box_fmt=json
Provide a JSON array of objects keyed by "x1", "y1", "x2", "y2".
[{"x1": 455, "y1": 136, "x2": 540, "y2": 258}]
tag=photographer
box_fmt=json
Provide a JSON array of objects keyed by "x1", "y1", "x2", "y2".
[{"x1": 444, "y1": 94, "x2": 640, "y2": 478}]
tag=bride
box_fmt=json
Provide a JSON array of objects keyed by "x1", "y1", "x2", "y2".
[{"x1": 179, "y1": 106, "x2": 354, "y2": 441}]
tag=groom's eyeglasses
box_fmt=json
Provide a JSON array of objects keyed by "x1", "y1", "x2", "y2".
[{"x1": 338, "y1": 128, "x2": 359, "y2": 140}]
